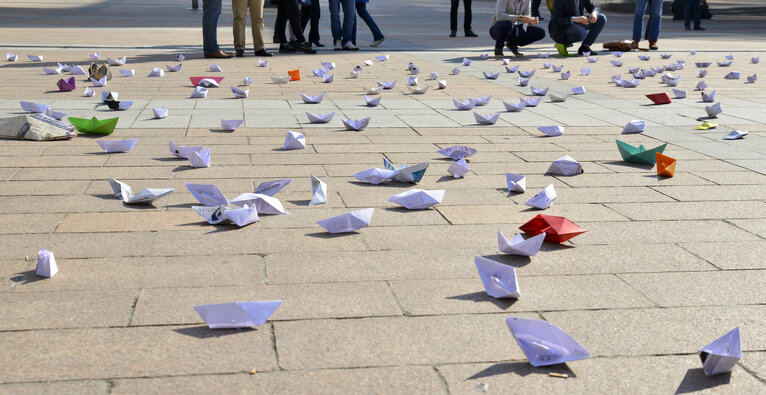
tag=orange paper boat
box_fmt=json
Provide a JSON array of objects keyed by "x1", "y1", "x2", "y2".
[
  {"x1": 287, "y1": 69, "x2": 301, "y2": 81},
  {"x1": 646, "y1": 92, "x2": 672, "y2": 105},
  {"x1": 656, "y1": 152, "x2": 676, "y2": 177}
]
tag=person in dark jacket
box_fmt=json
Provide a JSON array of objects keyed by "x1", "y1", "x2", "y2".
[{"x1": 548, "y1": 0, "x2": 607, "y2": 56}]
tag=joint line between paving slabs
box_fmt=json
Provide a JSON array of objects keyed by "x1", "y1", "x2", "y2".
[
  {"x1": 614, "y1": 273, "x2": 661, "y2": 308},
  {"x1": 674, "y1": 243, "x2": 725, "y2": 271},
  {"x1": 127, "y1": 289, "x2": 141, "y2": 326},
  {"x1": 269, "y1": 323, "x2": 283, "y2": 372},
  {"x1": 384, "y1": 280, "x2": 408, "y2": 317},
  {"x1": 722, "y1": 219, "x2": 766, "y2": 242},
  {"x1": 432, "y1": 365, "x2": 452, "y2": 394},
  {"x1": 737, "y1": 360, "x2": 766, "y2": 385}
]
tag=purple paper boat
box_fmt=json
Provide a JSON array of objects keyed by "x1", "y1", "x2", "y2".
[
  {"x1": 505, "y1": 316, "x2": 590, "y2": 367},
  {"x1": 57, "y1": 77, "x2": 76, "y2": 92},
  {"x1": 193, "y1": 301, "x2": 282, "y2": 329},
  {"x1": 475, "y1": 256, "x2": 520, "y2": 298}
]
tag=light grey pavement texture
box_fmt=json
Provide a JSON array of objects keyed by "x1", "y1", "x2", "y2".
[{"x1": 0, "y1": 0, "x2": 765, "y2": 393}]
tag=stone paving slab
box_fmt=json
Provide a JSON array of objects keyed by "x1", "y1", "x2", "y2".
[
  {"x1": 274, "y1": 313, "x2": 540, "y2": 370},
  {"x1": 437, "y1": 355, "x2": 765, "y2": 394},
  {"x1": 0, "y1": 325, "x2": 276, "y2": 383},
  {"x1": 131, "y1": 282, "x2": 402, "y2": 325}
]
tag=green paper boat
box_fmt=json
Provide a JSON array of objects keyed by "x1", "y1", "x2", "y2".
[
  {"x1": 68, "y1": 116, "x2": 118, "y2": 135},
  {"x1": 616, "y1": 140, "x2": 667, "y2": 165}
]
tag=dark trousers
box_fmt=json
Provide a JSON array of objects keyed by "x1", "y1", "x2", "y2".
[
  {"x1": 531, "y1": 0, "x2": 542, "y2": 17},
  {"x1": 561, "y1": 13, "x2": 607, "y2": 47},
  {"x1": 300, "y1": 0, "x2": 320, "y2": 43},
  {"x1": 450, "y1": 0, "x2": 472, "y2": 33},
  {"x1": 489, "y1": 22, "x2": 546, "y2": 49},
  {"x1": 275, "y1": 0, "x2": 305, "y2": 43},
  {"x1": 684, "y1": 0, "x2": 701, "y2": 28}
]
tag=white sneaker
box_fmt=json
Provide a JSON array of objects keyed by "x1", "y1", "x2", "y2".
[
  {"x1": 371, "y1": 37, "x2": 385, "y2": 47},
  {"x1": 343, "y1": 41, "x2": 359, "y2": 51},
  {"x1": 334, "y1": 40, "x2": 342, "y2": 51}
]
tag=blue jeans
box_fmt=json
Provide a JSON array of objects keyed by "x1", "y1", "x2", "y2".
[
  {"x1": 202, "y1": 0, "x2": 222, "y2": 54},
  {"x1": 633, "y1": 0, "x2": 662, "y2": 42},
  {"x1": 329, "y1": 0, "x2": 355, "y2": 45},
  {"x1": 351, "y1": 2, "x2": 384, "y2": 44},
  {"x1": 563, "y1": 14, "x2": 607, "y2": 47}
]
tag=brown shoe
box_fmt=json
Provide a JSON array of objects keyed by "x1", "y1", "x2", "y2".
[
  {"x1": 205, "y1": 50, "x2": 233, "y2": 59},
  {"x1": 649, "y1": 41, "x2": 658, "y2": 50}
]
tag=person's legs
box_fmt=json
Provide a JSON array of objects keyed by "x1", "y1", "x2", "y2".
[
  {"x1": 512, "y1": 25, "x2": 546, "y2": 47},
  {"x1": 582, "y1": 13, "x2": 606, "y2": 47},
  {"x1": 340, "y1": 0, "x2": 355, "y2": 45},
  {"x1": 351, "y1": 13, "x2": 357, "y2": 45},
  {"x1": 531, "y1": 0, "x2": 541, "y2": 17},
  {"x1": 489, "y1": 21, "x2": 512, "y2": 49},
  {"x1": 284, "y1": 0, "x2": 307, "y2": 43},
  {"x1": 309, "y1": 0, "x2": 321, "y2": 43},
  {"x1": 463, "y1": 0, "x2": 472, "y2": 33},
  {"x1": 275, "y1": 0, "x2": 288, "y2": 43},
  {"x1": 647, "y1": 0, "x2": 662, "y2": 42},
  {"x1": 632, "y1": 0, "x2": 648, "y2": 43},
  {"x1": 684, "y1": 0, "x2": 693, "y2": 28},
  {"x1": 356, "y1": 2, "x2": 384, "y2": 41},
  {"x1": 202, "y1": 0, "x2": 223, "y2": 54},
  {"x1": 328, "y1": 0, "x2": 342, "y2": 42},
  {"x1": 563, "y1": 24, "x2": 588, "y2": 46},
  {"x1": 232, "y1": 0, "x2": 247, "y2": 50},
  {"x1": 692, "y1": 0, "x2": 701, "y2": 28},
  {"x1": 249, "y1": 0, "x2": 266, "y2": 51},
  {"x1": 450, "y1": 0, "x2": 459, "y2": 33},
  {"x1": 301, "y1": 3, "x2": 311, "y2": 33}
]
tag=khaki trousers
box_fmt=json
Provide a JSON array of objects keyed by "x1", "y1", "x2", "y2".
[{"x1": 232, "y1": 0, "x2": 265, "y2": 51}]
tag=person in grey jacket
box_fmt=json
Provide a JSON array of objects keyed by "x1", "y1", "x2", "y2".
[{"x1": 490, "y1": 0, "x2": 545, "y2": 57}]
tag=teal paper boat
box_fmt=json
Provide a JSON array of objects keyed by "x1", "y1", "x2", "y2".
[{"x1": 616, "y1": 140, "x2": 667, "y2": 165}]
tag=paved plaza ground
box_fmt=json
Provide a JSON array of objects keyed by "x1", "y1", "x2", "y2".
[{"x1": 0, "y1": 0, "x2": 765, "y2": 393}]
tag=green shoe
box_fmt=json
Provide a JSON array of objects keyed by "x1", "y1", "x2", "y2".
[{"x1": 555, "y1": 43, "x2": 577, "y2": 57}]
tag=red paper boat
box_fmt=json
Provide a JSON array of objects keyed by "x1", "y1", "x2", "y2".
[
  {"x1": 519, "y1": 214, "x2": 587, "y2": 243},
  {"x1": 57, "y1": 77, "x2": 76, "y2": 92},
  {"x1": 287, "y1": 69, "x2": 301, "y2": 81},
  {"x1": 646, "y1": 92, "x2": 671, "y2": 105},
  {"x1": 189, "y1": 76, "x2": 224, "y2": 86}
]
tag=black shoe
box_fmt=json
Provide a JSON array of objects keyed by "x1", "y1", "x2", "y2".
[
  {"x1": 507, "y1": 43, "x2": 522, "y2": 57},
  {"x1": 538, "y1": 16, "x2": 545, "y2": 21},
  {"x1": 296, "y1": 41, "x2": 317, "y2": 54},
  {"x1": 577, "y1": 45, "x2": 591, "y2": 56},
  {"x1": 684, "y1": 25, "x2": 691, "y2": 31},
  {"x1": 273, "y1": 35, "x2": 280, "y2": 43},
  {"x1": 310, "y1": 41, "x2": 325, "y2": 47},
  {"x1": 465, "y1": 30, "x2": 478, "y2": 37},
  {"x1": 235, "y1": 49, "x2": 245, "y2": 57},
  {"x1": 694, "y1": 26, "x2": 706, "y2": 31},
  {"x1": 449, "y1": 30, "x2": 457, "y2": 37},
  {"x1": 254, "y1": 49, "x2": 272, "y2": 57},
  {"x1": 279, "y1": 43, "x2": 296, "y2": 53},
  {"x1": 494, "y1": 47, "x2": 504, "y2": 57}
]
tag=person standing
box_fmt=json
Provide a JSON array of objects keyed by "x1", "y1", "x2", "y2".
[
  {"x1": 490, "y1": 0, "x2": 546, "y2": 57},
  {"x1": 202, "y1": 0, "x2": 233, "y2": 58},
  {"x1": 450, "y1": 0, "x2": 478, "y2": 37},
  {"x1": 300, "y1": 0, "x2": 323, "y2": 47},
  {"x1": 275, "y1": 0, "x2": 317, "y2": 53},
  {"x1": 530, "y1": 0, "x2": 543, "y2": 20},
  {"x1": 329, "y1": 0, "x2": 357, "y2": 50},
  {"x1": 351, "y1": 0, "x2": 385, "y2": 47},
  {"x1": 232, "y1": 0, "x2": 272, "y2": 57},
  {"x1": 633, "y1": 0, "x2": 662, "y2": 50},
  {"x1": 684, "y1": 0, "x2": 704, "y2": 30},
  {"x1": 548, "y1": 0, "x2": 607, "y2": 56}
]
